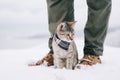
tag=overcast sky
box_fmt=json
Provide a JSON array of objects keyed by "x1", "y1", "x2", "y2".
[
  {"x1": 0, "y1": 0, "x2": 120, "y2": 28},
  {"x1": 0, "y1": 0, "x2": 46, "y2": 26},
  {"x1": 0, "y1": 0, "x2": 120, "y2": 49}
]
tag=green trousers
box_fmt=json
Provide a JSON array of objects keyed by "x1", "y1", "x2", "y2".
[{"x1": 46, "y1": 0, "x2": 111, "y2": 56}]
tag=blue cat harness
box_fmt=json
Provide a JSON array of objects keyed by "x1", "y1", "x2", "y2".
[{"x1": 54, "y1": 33, "x2": 70, "y2": 50}]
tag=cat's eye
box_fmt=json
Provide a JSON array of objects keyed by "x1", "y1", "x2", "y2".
[{"x1": 67, "y1": 34, "x2": 69, "y2": 36}]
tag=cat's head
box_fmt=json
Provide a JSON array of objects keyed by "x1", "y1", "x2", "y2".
[{"x1": 56, "y1": 21, "x2": 76, "y2": 41}]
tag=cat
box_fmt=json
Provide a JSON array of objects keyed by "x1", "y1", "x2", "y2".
[{"x1": 52, "y1": 21, "x2": 78, "y2": 69}]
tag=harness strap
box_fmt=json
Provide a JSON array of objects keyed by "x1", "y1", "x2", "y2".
[{"x1": 54, "y1": 33, "x2": 70, "y2": 50}]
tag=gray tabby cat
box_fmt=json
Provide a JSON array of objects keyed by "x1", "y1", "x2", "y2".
[{"x1": 52, "y1": 21, "x2": 78, "y2": 69}]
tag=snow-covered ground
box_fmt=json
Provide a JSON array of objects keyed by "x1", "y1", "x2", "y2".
[{"x1": 0, "y1": 39, "x2": 120, "y2": 80}]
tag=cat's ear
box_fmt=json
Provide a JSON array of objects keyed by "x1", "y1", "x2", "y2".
[{"x1": 67, "y1": 21, "x2": 77, "y2": 27}]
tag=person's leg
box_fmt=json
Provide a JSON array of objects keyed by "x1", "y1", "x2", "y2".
[
  {"x1": 81, "y1": 0, "x2": 111, "y2": 65},
  {"x1": 36, "y1": 0, "x2": 75, "y2": 65},
  {"x1": 47, "y1": 0, "x2": 75, "y2": 53}
]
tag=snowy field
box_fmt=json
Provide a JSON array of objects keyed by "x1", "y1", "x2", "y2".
[
  {"x1": 0, "y1": 39, "x2": 120, "y2": 80},
  {"x1": 0, "y1": 0, "x2": 120, "y2": 80}
]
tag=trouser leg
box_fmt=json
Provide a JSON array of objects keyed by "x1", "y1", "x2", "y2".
[
  {"x1": 46, "y1": 0, "x2": 75, "y2": 52},
  {"x1": 84, "y1": 0, "x2": 112, "y2": 56}
]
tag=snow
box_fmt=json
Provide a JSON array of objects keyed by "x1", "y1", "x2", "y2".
[{"x1": 0, "y1": 39, "x2": 120, "y2": 80}]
